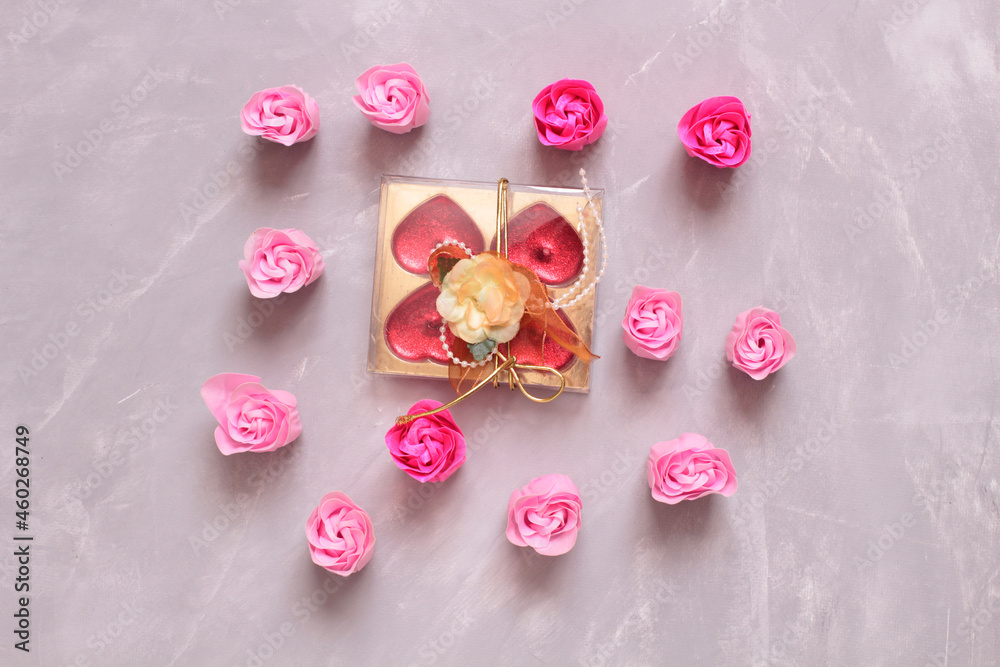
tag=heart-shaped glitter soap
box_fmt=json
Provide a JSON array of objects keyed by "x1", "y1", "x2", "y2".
[
  {"x1": 386, "y1": 280, "x2": 577, "y2": 371},
  {"x1": 506, "y1": 308, "x2": 577, "y2": 371},
  {"x1": 392, "y1": 195, "x2": 484, "y2": 274},
  {"x1": 493, "y1": 202, "x2": 584, "y2": 286},
  {"x1": 384, "y1": 282, "x2": 457, "y2": 364}
]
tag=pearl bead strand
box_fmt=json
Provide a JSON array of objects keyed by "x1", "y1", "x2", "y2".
[
  {"x1": 435, "y1": 240, "x2": 492, "y2": 366},
  {"x1": 549, "y1": 169, "x2": 607, "y2": 310}
]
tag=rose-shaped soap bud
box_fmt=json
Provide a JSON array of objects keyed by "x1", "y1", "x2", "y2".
[
  {"x1": 436, "y1": 254, "x2": 532, "y2": 345},
  {"x1": 352, "y1": 63, "x2": 430, "y2": 134},
  {"x1": 725, "y1": 306, "x2": 796, "y2": 380},
  {"x1": 239, "y1": 227, "x2": 325, "y2": 299},
  {"x1": 647, "y1": 433, "x2": 737, "y2": 504},
  {"x1": 622, "y1": 286, "x2": 683, "y2": 361},
  {"x1": 240, "y1": 85, "x2": 320, "y2": 146},
  {"x1": 201, "y1": 373, "x2": 302, "y2": 455},
  {"x1": 506, "y1": 474, "x2": 582, "y2": 556},
  {"x1": 532, "y1": 79, "x2": 608, "y2": 151},
  {"x1": 385, "y1": 400, "x2": 466, "y2": 483},
  {"x1": 305, "y1": 492, "x2": 375, "y2": 576},
  {"x1": 677, "y1": 96, "x2": 752, "y2": 168}
]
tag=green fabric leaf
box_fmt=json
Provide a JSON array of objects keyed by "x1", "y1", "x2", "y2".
[{"x1": 469, "y1": 339, "x2": 496, "y2": 361}]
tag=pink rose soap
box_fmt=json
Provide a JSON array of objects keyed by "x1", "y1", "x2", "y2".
[
  {"x1": 506, "y1": 474, "x2": 582, "y2": 556},
  {"x1": 384, "y1": 400, "x2": 466, "y2": 483},
  {"x1": 725, "y1": 306, "x2": 796, "y2": 379},
  {"x1": 241, "y1": 85, "x2": 319, "y2": 146},
  {"x1": 352, "y1": 63, "x2": 430, "y2": 134},
  {"x1": 239, "y1": 227, "x2": 325, "y2": 299},
  {"x1": 200, "y1": 373, "x2": 302, "y2": 455},
  {"x1": 622, "y1": 286, "x2": 682, "y2": 360},
  {"x1": 647, "y1": 433, "x2": 737, "y2": 504},
  {"x1": 677, "y1": 96, "x2": 752, "y2": 168},
  {"x1": 305, "y1": 492, "x2": 375, "y2": 576},
  {"x1": 532, "y1": 79, "x2": 608, "y2": 151}
]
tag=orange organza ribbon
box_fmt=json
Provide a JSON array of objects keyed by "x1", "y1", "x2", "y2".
[{"x1": 428, "y1": 244, "x2": 597, "y2": 395}]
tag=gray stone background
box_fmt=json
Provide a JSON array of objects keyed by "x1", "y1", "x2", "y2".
[{"x1": 2, "y1": 0, "x2": 999, "y2": 664}]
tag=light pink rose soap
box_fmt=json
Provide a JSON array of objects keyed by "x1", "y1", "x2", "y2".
[
  {"x1": 201, "y1": 373, "x2": 302, "y2": 455},
  {"x1": 647, "y1": 433, "x2": 737, "y2": 504},
  {"x1": 305, "y1": 492, "x2": 375, "y2": 576},
  {"x1": 241, "y1": 85, "x2": 319, "y2": 146},
  {"x1": 352, "y1": 63, "x2": 430, "y2": 134},
  {"x1": 506, "y1": 474, "x2": 582, "y2": 556},
  {"x1": 726, "y1": 306, "x2": 796, "y2": 379},
  {"x1": 622, "y1": 286, "x2": 683, "y2": 360},
  {"x1": 239, "y1": 227, "x2": 325, "y2": 299}
]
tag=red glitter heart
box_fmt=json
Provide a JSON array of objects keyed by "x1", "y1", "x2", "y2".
[
  {"x1": 506, "y1": 308, "x2": 577, "y2": 371},
  {"x1": 493, "y1": 202, "x2": 584, "y2": 286},
  {"x1": 392, "y1": 195, "x2": 484, "y2": 274},
  {"x1": 384, "y1": 282, "x2": 456, "y2": 365},
  {"x1": 385, "y1": 281, "x2": 577, "y2": 372}
]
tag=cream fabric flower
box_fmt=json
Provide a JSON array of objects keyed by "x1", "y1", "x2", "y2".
[{"x1": 436, "y1": 254, "x2": 532, "y2": 345}]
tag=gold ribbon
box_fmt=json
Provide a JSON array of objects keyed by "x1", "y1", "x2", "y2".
[{"x1": 396, "y1": 179, "x2": 572, "y2": 425}]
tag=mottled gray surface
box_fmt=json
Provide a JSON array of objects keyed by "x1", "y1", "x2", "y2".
[{"x1": 2, "y1": 0, "x2": 999, "y2": 665}]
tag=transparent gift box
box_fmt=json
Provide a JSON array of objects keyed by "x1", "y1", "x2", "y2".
[{"x1": 368, "y1": 174, "x2": 603, "y2": 393}]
